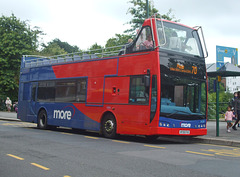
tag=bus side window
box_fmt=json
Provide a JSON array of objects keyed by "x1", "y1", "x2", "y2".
[
  {"x1": 23, "y1": 83, "x2": 31, "y2": 101},
  {"x1": 129, "y1": 76, "x2": 149, "y2": 104},
  {"x1": 134, "y1": 29, "x2": 146, "y2": 51},
  {"x1": 37, "y1": 81, "x2": 55, "y2": 102},
  {"x1": 127, "y1": 26, "x2": 153, "y2": 53},
  {"x1": 76, "y1": 79, "x2": 87, "y2": 102},
  {"x1": 31, "y1": 84, "x2": 36, "y2": 101}
]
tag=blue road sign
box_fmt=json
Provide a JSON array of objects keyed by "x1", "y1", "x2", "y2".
[{"x1": 216, "y1": 45, "x2": 238, "y2": 70}]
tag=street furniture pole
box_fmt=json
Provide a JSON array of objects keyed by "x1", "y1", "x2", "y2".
[
  {"x1": 146, "y1": 0, "x2": 149, "y2": 19},
  {"x1": 216, "y1": 76, "x2": 221, "y2": 137}
]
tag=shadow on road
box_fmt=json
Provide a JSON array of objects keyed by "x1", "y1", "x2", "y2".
[{"x1": 25, "y1": 125, "x2": 188, "y2": 145}]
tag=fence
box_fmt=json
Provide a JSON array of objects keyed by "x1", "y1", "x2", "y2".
[
  {"x1": 208, "y1": 102, "x2": 231, "y2": 120},
  {"x1": 22, "y1": 45, "x2": 126, "y2": 69}
]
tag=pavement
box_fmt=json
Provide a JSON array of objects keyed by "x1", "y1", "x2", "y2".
[{"x1": 0, "y1": 111, "x2": 240, "y2": 147}]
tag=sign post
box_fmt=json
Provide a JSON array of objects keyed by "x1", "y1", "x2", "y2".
[
  {"x1": 215, "y1": 46, "x2": 238, "y2": 136},
  {"x1": 216, "y1": 76, "x2": 221, "y2": 136}
]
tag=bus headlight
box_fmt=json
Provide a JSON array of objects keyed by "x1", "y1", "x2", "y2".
[{"x1": 159, "y1": 122, "x2": 170, "y2": 127}]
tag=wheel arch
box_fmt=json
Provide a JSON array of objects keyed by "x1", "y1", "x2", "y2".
[{"x1": 37, "y1": 107, "x2": 47, "y2": 116}]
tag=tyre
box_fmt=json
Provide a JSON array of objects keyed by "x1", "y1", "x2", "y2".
[
  {"x1": 102, "y1": 114, "x2": 117, "y2": 138},
  {"x1": 37, "y1": 110, "x2": 48, "y2": 129}
]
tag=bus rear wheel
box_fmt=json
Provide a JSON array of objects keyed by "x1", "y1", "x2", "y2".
[
  {"x1": 102, "y1": 114, "x2": 117, "y2": 138},
  {"x1": 37, "y1": 110, "x2": 48, "y2": 129}
]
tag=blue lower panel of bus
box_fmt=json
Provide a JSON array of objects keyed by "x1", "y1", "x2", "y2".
[
  {"x1": 19, "y1": 102, "x2": 100, "y2": 131},
  {"x1": 159, "y1": 117, "x2": 206, "y2": 129}
]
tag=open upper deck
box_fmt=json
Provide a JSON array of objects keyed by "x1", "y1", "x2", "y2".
[
  {"x1": 21, "y1": 17, "x2": 207, "y2": 69},
  {"x1": 22, "y1": 45, "x2": 125, "y2": 68}
]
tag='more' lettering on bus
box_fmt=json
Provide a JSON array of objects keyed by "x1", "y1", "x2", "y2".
[{"x1": 18, "y1": 16, "x2": 208, "y2": 138}]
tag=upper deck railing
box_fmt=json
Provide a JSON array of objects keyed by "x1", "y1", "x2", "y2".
[{"x1": 22, "y1": 45, "x2": 126, "y2": 68}]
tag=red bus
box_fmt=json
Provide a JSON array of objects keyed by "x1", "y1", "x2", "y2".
[{"x1": 18, "y1": 17, "x2": 208, "y2": 138}]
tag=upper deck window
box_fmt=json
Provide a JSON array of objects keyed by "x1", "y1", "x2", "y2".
[
  {"x1": 157, "y1": 20, "x2": 203, "y2": 57},
  {"x1": 132, "y1": 26, "x2": 154, "y2": 52}
]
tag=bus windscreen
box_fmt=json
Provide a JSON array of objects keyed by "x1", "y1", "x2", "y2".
[{"x1": 157, "y1": 20, "x2": 203, "y2": 57}]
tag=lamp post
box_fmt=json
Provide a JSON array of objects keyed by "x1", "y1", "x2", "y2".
[{"x1": 146, "y1": 0, "x2": 149, "y2": 19}]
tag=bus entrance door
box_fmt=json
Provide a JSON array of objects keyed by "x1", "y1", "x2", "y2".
[{"x1": 29, "y1": 82, "x2": 38, "y2": 119}]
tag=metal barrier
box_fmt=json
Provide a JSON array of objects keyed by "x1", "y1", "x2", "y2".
[{"x1": 22, "y1": 45, "x2": 126, "y2": 68}]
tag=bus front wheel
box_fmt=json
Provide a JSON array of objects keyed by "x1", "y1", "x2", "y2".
[
  {"x1": 102, "y1": 114, "x2": 117, "y2": 138},
  {"x1": 37, "y1": 110, "x2": 48, "y2": 129}
]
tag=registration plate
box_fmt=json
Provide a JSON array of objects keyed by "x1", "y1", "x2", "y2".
[{"x1": 179, "y1": 130, "x2": 190, "y2": 135}]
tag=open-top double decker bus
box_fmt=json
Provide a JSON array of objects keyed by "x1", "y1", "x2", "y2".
[{"x1": 18, "y1": 17, "x2": 208, "y2": 138}]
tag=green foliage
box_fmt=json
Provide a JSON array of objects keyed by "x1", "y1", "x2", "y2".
[
  {"x1": 125, "y1": 0, "x2": 180, "y2": 35},
  {"x1": 88, "y1": 43, "x2": 103, "y2": 50},
  {"x1": 208, "y1": 79, "x2": 233, "y2": 119},
  {"x1": 41, "y1": 43, "x2": 67, "y2": 56},
  {"x1": 125, "y1": 0, "x2": 158, "y2": 34},
  {"x1": 104, "y1": 34, "x2": 132, "y2": 54},
  {"x1": 86, "y1": 43, "x2": 103, "y2": 56},
  {"x1": 0, "y1": 14, "x2": 43, "y2": 101},
  {"x1": 40, "y1": 38, "x2": 80, "y2": 56},
  {"x1": 43, "y1": 38, "x2": 80, "y2": 53},
  {"x1": 105, "y1": 34, "x2": 132, "y2": 48}
]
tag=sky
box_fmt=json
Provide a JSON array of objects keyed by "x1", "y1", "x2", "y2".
[{"x1": 1, "y1": 0, "x2": 240, "y2": 64}]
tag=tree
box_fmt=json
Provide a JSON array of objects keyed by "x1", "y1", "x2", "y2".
[
  {"x1": 40, "y1": 38, "x2": 81, "y2": 56},
  {"x1": 88, "y1": 43, "x2": 103, "y2": 51},
  {"x1": 86, "y1": 43, "x2": 103, "y2": 56},
  {"x1": 0, "y1": 14, "x2": 43, "y2": 101},
  {"x1": 104, "y1": 34, "x2": 132, "y2": 54},
  {"x1": 208, "y1": 78, "x2": 233, "y2": 119},
  {"x1": 44, "y1": 38, "x2": 80, "y2": 53},
  {"x1": 105, "y1": 34, "x2": 132, "y2": 48},
  {"x1": 41, "y1": 43, "x2": 67, "y2": 56},
  {"x1": 125, "y1": 0, "x2": 180, "y2": 35}
]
